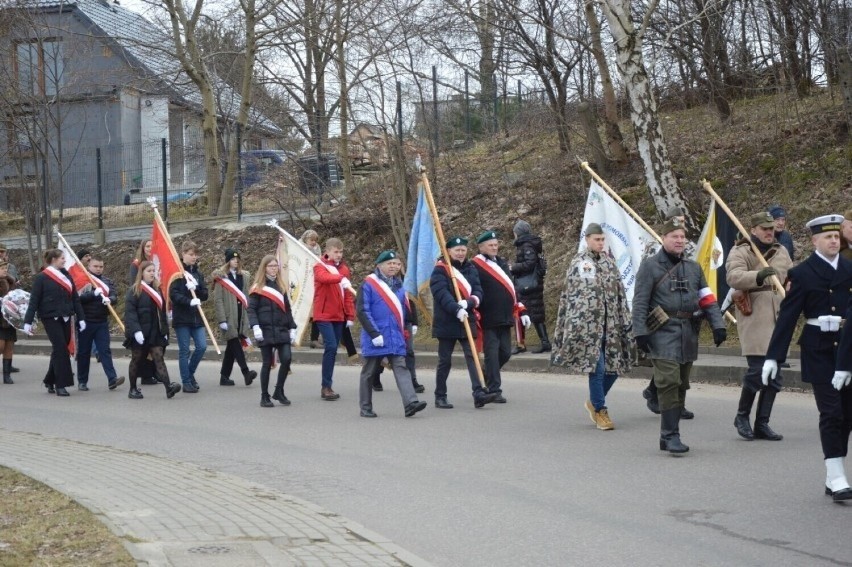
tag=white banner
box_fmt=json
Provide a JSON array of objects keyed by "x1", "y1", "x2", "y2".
[
  {"x1": 268, "y1": 225, "x2": 318, "y2": 346},
  {"x1": 578, "y1": 181, "x2": 657, "y2": 305}
]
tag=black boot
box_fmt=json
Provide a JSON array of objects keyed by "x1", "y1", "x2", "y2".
[
  {"x1": 412, "y1": 377, "x2": 425, "y2": 393},
  {"x1": 734, "y1": 388, "x2": 757, "y2": 440},
  {"x1": 242, "y1": 368, "x2": 257, "y2": 386},
  {"x1": 3, "y1": 359, "x2": 13, "y2": 384},
  {"x1": 272, "y1": 375, "x2": 290, "y2": 406},
  {"x1": 219, "y1": 374, "x2": 236, "y2": 386},
  {"x1": 643, "y1": 382, "x2": 661, "y2": 414},
  {"x1": 163, "y1": 379, "x2": 182, "y2": 398},
  {"x1": 260, "y1": 393, "x2": 274, "y2": 407},
  {"x1": 531, "y1": 323, "x2": 551, "y2": 353},
  {"x1": 754, "y1": 388, "x2": 783, "y2": 440},
  {"x1": 659, "y1": 407, "x2": 689, "y2": 453}
]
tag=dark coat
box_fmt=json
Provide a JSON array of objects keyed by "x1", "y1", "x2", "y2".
[
  {"x1": 169, "y1": 262, "x2": 209, "y2": 327},
  {"x1": 838, "y1": 295, "x2": 852, "y2": 372},
  {"x1": 474, "y1": 254, "x2": 522, "y2": 328},
  {"x1": 247, "y1": 279, "x2": 297, "y2": 346},
  {"x1": 23, "y1": 269, "x2": 85, "y2": 324},
  {"x1": 79, "y1": 273, "x2": 118, "y2": 323},
  {"x1": 123, "y1": 286, "x2": 170, "y2": 348},
  {"x1": 510, "y1": 234, "x2": 545, "y2": 323},
  {"x1": 430, "y1": 259, "x2": 482, "y2": 339},
  {"x1": 774, "y1": 230, "x2": 795, "y2": 260},
  {"x1": 766, "y1": 254, "x2": 852, "y2": 384}
]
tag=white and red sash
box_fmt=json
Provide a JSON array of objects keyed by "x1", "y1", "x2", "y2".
[
  {"x1": 472, "y1": 255, "x2": 526, "y2": 342},
  {"x1": 44, "y1": 266, "x2": 73, "y2": 296},
  {"x1": 252, "y1": 285, "x2": 288, "y2": 313},
  {"x1": 215, "y1": 276, "x2": 248, "y2": 309},
  {"x1": 437, "y1": 260, "x2": 479, "y2": 307},
  {"x1": 140, "y1": 281, "x2": 164, "y2": 310},
  {"x1": 364, "y1": 274, "x2": 406, "y2": 334}
]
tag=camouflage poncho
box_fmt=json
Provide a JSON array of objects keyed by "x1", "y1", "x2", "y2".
[{"x1": 551, "y1": 250, "x2": 634, "y2": 374}]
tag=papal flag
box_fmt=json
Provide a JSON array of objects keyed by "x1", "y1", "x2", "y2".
[
  {"x1": 403, "y1": 184, "x2": 440, "y2": 323},
  {"x1": 274, "y1": 229, "x2": 317, "y2": 346},
  {"x1": 695, "y1": 200, "x2": 738, "y2": 305},
  {"x1": 579, "y1": 181, "x2": 657, "y2": 304}
]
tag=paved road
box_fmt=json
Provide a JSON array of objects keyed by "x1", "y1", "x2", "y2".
[{"x1": 1, "y1": 354, "x2": 850, "y2": 566}]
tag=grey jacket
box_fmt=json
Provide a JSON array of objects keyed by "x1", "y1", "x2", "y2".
[
  {"x1": 212, "y1": 268, "x2": 251, "y2": 341},
  {"x1": 632, "y1": 249, "x2": 724, "y2": 363}
]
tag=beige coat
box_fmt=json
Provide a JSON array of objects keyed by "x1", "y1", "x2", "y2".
[{"x1": 725, "y1": 240, "x2": 792, "y2": 356}]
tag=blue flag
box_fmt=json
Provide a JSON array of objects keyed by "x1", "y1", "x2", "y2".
[{"x1": 404, "y1": 185, "x2": 440, "y2": 306}]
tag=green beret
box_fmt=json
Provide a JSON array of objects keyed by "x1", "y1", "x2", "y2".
[
  {"x1": 476, "y1": 230, "x2": 498, "y2": 244},
  {"x1": 375, "y1": 250, "x2": 398, "y2": 264},
  {"x1": 661, "y1": 216, "x2": 687, "y2": 236},
  {"x1": 584, "y1": 223, "x2": 603, "y2": 236},
  {"x1": 446, "y1": 236, "x2": 468, "y2": 248}
]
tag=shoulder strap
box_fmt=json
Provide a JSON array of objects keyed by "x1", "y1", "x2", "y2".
[{"x1": 652, "y1": 262, "x2": 680, "y2": 294}]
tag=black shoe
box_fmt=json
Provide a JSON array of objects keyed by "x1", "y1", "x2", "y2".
[
  {"x1": 360, "y1": 409, "x2": 378, "y2": 418},
  {"x1": 474, "y1": 392, "x2": 498, "y2": 408},
  {"x1": 140, "y1": 377, "x2": 159, "y2": 385},
  {"x1": 191, "y1": 379, "x2": 200, "y2": 390},
  {"x1": 260, "y1": 394, "x2": 274, "y2": 408},
  {"x1": 45, "y1": 383, "x2": 55, "y2": 394},
  {"x1": 531, "y1": 343, "x2": 552, "y2": 354},
  {"x1": 243, "y1": 369, "x2": 257, "y2": 386},
  {"x1": 10, "y1": 365, "x2": 19, "y2": 373},
  {"x1": 272, "y1": 392, "x2": 291, "y2": 406},
  {"x1": 754, "y1": 422, "x2": 783, "y2": 441},
  {"x1": 826, "y1": 485, "x2": 833, "y2": 496},
  {"x1": 182, "y1": 383, "x2": 199, "y2": 393},
  {"x1": 78, "y1": 383, "x2": 89, "y2": 391},
  {"x1": 435, "y1": 397, "x2": 454, "y2": 409},
  {"x1": 412, "y1": 380, "x2": 425, "y2": 394},
  {"x1": 780, "y1": 362, "x2": 791, "y2": 368},
  {"x1": 492, "y1": 394, "x2": 507, "y2": 404},
  {"x1": 95, "y1": 353, "x2": 101, "y2": 364},
  {"x1": 734, "y1": 414, "x2": 754, "y2": 440},
  {"x1": 511, "y1": 346, "x2": 527, "y2": 355},
  {"x1": 128, "y1": 388, "x2": 143, "y2": 399},
  {"x1": 659, "y1": 436, "x2": 689, "y2": 453},
  {"x1": 833, "y1": 487, "x2": 852, "y2": 502},
  {"x1": 220, "y1": 376, "x2": 236, "y2": 386},
  {"x1": 109, "y1": 376, "x2": 126, "y2": 390},
  {"x1": 166, "y1": 383, "x2": 182, "y2": 398},
  {"x1": 372, "y1": 378, "x2": 383, "y2": 392},
  {"x1": 681, "y1": 407, "x2": 695, "y2": 420},
  {"x1": 643, "y1": 387, "x2": 660, "y2": 414},
  {"x1": 55, "y1": 387, "x2": 69, "y2": 397},
  {"x1": 3, "y1": 376, "x2": 13, "y2": 385},
  {"x1": 404, "y1": 401, "x2": 427, "y2": 417}
]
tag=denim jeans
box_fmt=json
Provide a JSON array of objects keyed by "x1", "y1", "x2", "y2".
[
  {"x1": 589, "y1": 337, "x2": 617, "y2": 411},
  {"x1": 175, "y1": 325, "x2": 207, "y2": 384},
  {"x1": 317, "y1": 321, "x2": 343, "y2": 388},
  {"x1": 77, "y1": 320, "x2": 117, "y2": 384}
]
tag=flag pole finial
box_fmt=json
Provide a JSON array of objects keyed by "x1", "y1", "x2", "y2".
[
  {"x1": 265, "y1": 219, "x2": 279, "y2": 229},
  {"x1": 146, "y1": 196, "x2": 159, "y2": 209}
]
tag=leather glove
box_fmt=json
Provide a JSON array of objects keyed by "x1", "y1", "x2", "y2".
[
  {"x1": 340, "y1": 277, "x2": 352, "y2": 290},
  {"x1": 23, "y1": 323, "x2": 33, "y2": 336},
  {"x1": 456, "y1": 309, "x2": 469, "y2": 322},
  {"x1": 101, "y1": 296, "x2": 111, "y2": 305},
  {"x1": 521, "y1": 314, "x2": 531, "y2": 328},
  {"x1": 189, "y1": 298, "x2": 201, "y2": 307},
  {"x1": 372, "y1": 335, "x2": 384, "y2": 347},
  {"x1": 712, "y1": 327, "x2": 727, "y2": 347},
  {"x1": 289, "y1": 329, "x2": 297, "y2": 343},
  {"x1": 832, "y1": 371, "x2": 852, "y2": 391},
  {"x1": 761, "y1": 359, "x2": 778, "y2": 385},
  {"x1": 253, "y1": 325, "x2": 263, "y2": 341},
  {"x1": 78, "y1": 321, "x2": 86, "y2": 332},
  {"x1": 219, "y1": 322, "x2": 228, "y2": 331},
  {"x1": 411, "y1": 325, "x2": 418, "y2": 336},
  {"x1": 635, "y1": 335, "x2": 651, "y2": 353},
  {"x1": 756, "y1": 267, "x2": 777, "y2": 286},
  {"x1": 93, "y1": 286, "x2": 103, "y2": 296},
  {"x1": 346, "y1": 320, "x2": 354, "y2": 328},
  {"x1": 458, "y1": 299, "x2": 468, "y2": 311},
  {"x1": 134, "y1": 331, "x2": 144, "y2": 345}
]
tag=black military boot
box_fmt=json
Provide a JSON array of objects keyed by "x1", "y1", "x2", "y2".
[
  {"x1": 531, "y1": 323, "x2": 551, "y2": 353},
  {"x1": 734, "y1": 388, "x2": 757, "y2": 440},
  {"x1": 220, "y1": 374, "x2": 236, "y2": 386},
  {"x1": 272, "y1": 375, "x2": 290, "y2": 406},
  {"x1": 659, "y1": 407, "x2": 689, "y2": 454},
  {"x1": 3, "y1": 359, "x2": 13, "y2": 384},
  {"x1": 754, "y1": 388, "x2": 783, "y2": 440},
  {"x1": 242, "y1": 368, "x2": 257, "y2": 386}
]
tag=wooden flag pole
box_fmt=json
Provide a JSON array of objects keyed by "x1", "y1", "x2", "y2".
[
  {"x1": 417, "y1": 165, "x2": 487, "y2": 388},
  {"x1": 149, "y1": 202, "x2": 221, "y2": 355},
  {"x1": 55, "y1": 231, "x2": 125, "y2": 332},
  {"x1": 701, "y1": 180, "x2": 785, "y2": 298}
]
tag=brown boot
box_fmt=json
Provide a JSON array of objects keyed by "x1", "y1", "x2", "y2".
[{"x1": 321, "y1": 387, "x2": 340, "y2": 400}]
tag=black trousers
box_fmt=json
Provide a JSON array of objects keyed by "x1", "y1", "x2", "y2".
[
  {"x1": 260, "y1": 343, "x2": 291, "y2": 396},
  {"x1": 340, "y1": 327, "x2": 357, "y2": 357},
  {"x1": 812, "y1": 382, "x2": 852, "y2": 459},
  {"x1": 220, "y1": 337, "x2": 249, "y2": 377},
  {"x1": 483, "y1": 326, "x2": 512, "y2": 394},
  {"x1": 743, "y1": 355, "x2": 783, "y2": 392},
  {"x1": 42, "y1": 317, "x2": 74, "y2": 388},
  {"x1": 435, "y1": 338, "x2": 483, "y2": 398}
]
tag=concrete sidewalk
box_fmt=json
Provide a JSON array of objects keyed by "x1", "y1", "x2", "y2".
[{"x1": 0, "y1": 429, "x2": 430, "y2": 567}]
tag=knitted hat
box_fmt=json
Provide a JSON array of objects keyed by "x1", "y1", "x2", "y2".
[
  {"x1": 768, "y1": 205, "x2": 787, "y2": 219},
  {"x1": 513, "y1": 219, "x2": 531, "y2": 236},
  {"x1": 224, "y1": 249, "x2": 240, "y2": 262},
  {"x1": 375, "y1": 250, "x2": 398, "y2": 264},
  {"x1": 476, "y1": 230, "x2": 498, "y2": 244},
  {"x1": 77, "y1": 248, "x2": 90, "y2": 258},
  {"x1": 446, "y1": 236, "x2": 468, "y2": 249}
]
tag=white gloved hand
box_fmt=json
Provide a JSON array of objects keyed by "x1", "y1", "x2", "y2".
[
  {"x1": 411, "y1": 325, "x2": 418, "y2": 336},
  {"x1": 189, "y1": 298, "x2": 201, "y2": 307},
  {"x1": 371, "y1": 335, "x2": 384, "y2": 347},
  {"x1": 340, "y1": 277, "x2": 352, "y2": 290},
  {"x1": 219, "y1": 322, "x2": 228, "y2": 331},
  {"x1": 458, "y1": 299, "x2": 468, "y2": 311},
  {"x1": 134, "y1": 331, "x2": 144, "y2": 345},
  {"x1": 93, "y1": 286, "x2": 103, "y2": 297},
  {"x1": 346, "y1": 320, "x2": 354, "y2": 328},
  {"x1": 101, "y1": 296, "x2": 111, "y2": 305},
  {"x1": 78, "y1": 320, "x2": 86, "y2": 332},
  {"x1": 184, "y1": 272, "x2": 197, "y2": 285},
  {"x1": 185, "y1": 277, "x2": 197, "y2": 291},
  {"x1": 521, "y1": 315, "x2": 531, "y2": 328},
  {"x1": 761, "y1": 359, "x2": 778, "y2": 386},
  {"x1": 243, "y1": 337, "x2": 252, "y2": 347},
  {"x1": 253, "y1": 325, "x2": 263, "y2": 341},
  {"x1": 832, "y1": 371, "x2": 852, "y2": 391},
  {"x1": 23, "y1": 323, "x2": 33, "y2": 336},
  {"x1": 456, "y1": 309, "x2": 469, "y2": 322},
  {"x1": 289, "y1": 329, "x2": 297, "y2": 343}
]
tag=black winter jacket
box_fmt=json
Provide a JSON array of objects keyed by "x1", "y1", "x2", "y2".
[
  {"x1": 474, "y1": 254, "x2": 520, "y2": 328},
  {"x1": 124, "y1": 286, "x2": 170, "y2": 348},
  {"x1": 79, "y1": 273, "x2": 118, "y2": 323},
  {"x1": 169, "y1": 262, "x2": 209, "y2": 327},
  {"x1": 23, "y1": 269, "x2": 85, "y2": 324},
  {"x1": 247, "y1": 278, "x2": 297, "y2": 345},
  {"x1": 430, "y1": 259, "x2": 482, "y2": 339},
  {"x1": 511, "y1": 234, "x2": 546, "y2": 323}
]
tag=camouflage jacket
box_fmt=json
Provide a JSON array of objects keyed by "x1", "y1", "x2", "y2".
[{"x1": 551, "y1": 250, "x2": 634, "y2": 374}]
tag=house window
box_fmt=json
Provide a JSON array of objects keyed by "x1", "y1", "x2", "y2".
[
  {"x1": 6, "y1": 115, "x2": 39, "y2": 156},
  {"x1": 15, "y1": 38, "x2": 64, "y2": 97}
]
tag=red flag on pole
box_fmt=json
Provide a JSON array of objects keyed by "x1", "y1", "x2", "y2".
[
  {"x1": 150, "y1": 214, "x2": 183, "y2": 310},
  {"x1": 56, "y1": 238, "x2": 91, "y2": 291}
]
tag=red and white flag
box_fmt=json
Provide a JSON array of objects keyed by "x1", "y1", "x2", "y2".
[
  {"x1": 150, "y1": 215, "x2": 183, "y2": 310},
  {"x1": 56, "y1": 237, "x2": 91, "y2": 292}
]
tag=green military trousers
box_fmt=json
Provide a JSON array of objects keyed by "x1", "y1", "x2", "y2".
[{"x1": 652, "y1": 359, "x2": 693, "y2": 412}]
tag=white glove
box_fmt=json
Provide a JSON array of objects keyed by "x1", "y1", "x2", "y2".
[
  {"x1": 253, "y1": 325, "x2": 263, "y2": 341},
  {"x1": 289, "y1": 329, "x2": 297, "y2": 343},
  {"x1": 23, "y1": 323, "x2": 33, "y2": 336},
  {"x1": 340, "y1": 277, "x2": 352, "y2": 290},
  {"x1": 456, "y1": 309, "x2": 469, "y2": 322},
  {"x1": 185, "y1": 280, "x2": 197, "y2": 291},
  {"x1": 243, "y1": 337, "x2": 252, "y2": 347},
  {"x1": 184, "y1": 272, "x2": 197, "y2": 286},
  {"x1": 832, "y1": 371, "x2": 852, "y2": 391},
  {"x1": 219, "y1": 322, "x2": 228, "y2": 331},
  {"x1": 134, "y1": 331, "x2": 144, "y2": 345},
  {"x1": 521, "y1": 315, "x2": 531, "y2": 328},
  {"x1": 189, "y1": 298, "x2": 201, "y2": 307},
  {"x1": 761, "y1": 359, "x2": 778, "y2": 386},
  {"x1": 346, "y1": 320, "x2": 354, "y2": 328},
  {"x1": 458, "y1": 299, "x2": 468, "y2": 310},
  {"x1": 411, "y1": 325, "x2": 418, "y2": 336},
  {"x1": 101, "y1": 296, "x2": 111, "y2": 305},
  {"x1": 93, "y1": 286, "x2": 103, "y2": 297},
  {"x1": 78, "y1": 321, "x2": 86, "y2": 332},
  {"x1": 372, "y1": 335, "x2": 384, "y2": 347}
]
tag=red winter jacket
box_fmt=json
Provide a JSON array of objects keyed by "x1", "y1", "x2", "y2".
[{"x1": 312, "y1": 257, "x2": 355, "y2": 322}]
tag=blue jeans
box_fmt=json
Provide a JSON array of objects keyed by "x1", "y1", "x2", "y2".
[
  {"x1": 589, "y1": 338, "x2": 617, "y2": 411},
  {"x1": 77, "y1": 321, "x2": 117, "y2": 384},
  {"x1": 317, "y1": 321, "x2": 343, "y2": 388},
  {"x1": 175, "y1": 325, "x2": 207, "y2": 384}
]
